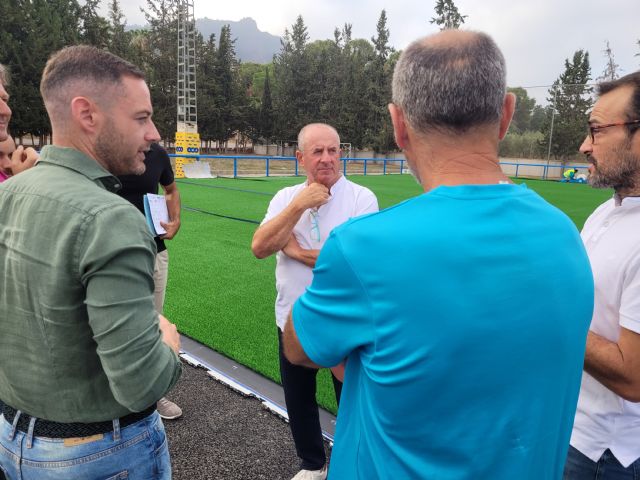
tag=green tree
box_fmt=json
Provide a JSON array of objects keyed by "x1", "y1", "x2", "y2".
[
  {"x1": 0, "y1": 0, "x2": 82, "y2": 143},
  {"x1": 80, "y1": 0, "x2": 111, "y2": 48},
  {"x1": 107, "y1": 0, "x2": 130, "y2": 58},
  {"x1": 337, "y1": 37, "x2": 375, "y2": 148},
  {"x1": 142, "y1": 0, "x2": 178, "y2": 139},
  {"x1": 210, "y1": 24, "x2": 242, "y2": 146},
  {"x1": 365, "y1": 10, "x2": 395, "y2": 152},
  {"x1": 430, "y1": 0, "x2": 468, "y2": 30},
  {"x1": 196, "y1": 33, "x2": 217, "y2": 149},
  {"x1": 508, "y1": 87, "x2": 536, "y2": 133},
  {"x1": 543, "y1": 50, "x2": 592, "y2": 160},
  {"x1": 529, "y1": 104, "x2": 548, "y2": 133},
  {"x1": 272, "y1": 15, "x2": 312, "y2": 142},
  {"x1": 259, "y1": 66, "x2": 274, "y2": 142}
]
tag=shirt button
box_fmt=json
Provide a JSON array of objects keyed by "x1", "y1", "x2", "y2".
[{"x1": 603, "y1": 221, "x2": 610, "y2": 227}]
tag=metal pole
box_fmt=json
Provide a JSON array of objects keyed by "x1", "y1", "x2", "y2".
[{"x1": 545, "y1": 90, "x2": 557, "y2": 180}]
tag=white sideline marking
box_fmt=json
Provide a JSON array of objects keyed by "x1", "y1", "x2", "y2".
[
  {"x1": 180, "y1": 352, "x2": 205, "y2": 369},
  {"x1": 261, "y1": 400, "x2": 289, "y2": 422},
  {"x1": 179, "y1": 350, "x2": 334, "y2": 442},
  {"x1": 206, "y1": 370, "x2": 255, "y2": 397}
]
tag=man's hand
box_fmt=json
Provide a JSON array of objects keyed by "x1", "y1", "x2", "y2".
[
  {"x1": 159, "y1": 314, "x2": 180, "y2": 355},
  {"x1": 159, "y1": 218, "x2": 181, "y2": 240},
  {"x1": 251, "y1": 182, "x2": 330, "y2": 260},
  {"x1": 292, "y1": 182, "x2": 330, "y2": 211},
  {"x1": 283, "y1": 235, "x2": 320, "y2": 268},
  {"x1": 10, "y1": 146, "x2": 38, "y2": 175},
  {"x1": 160, "y1": 181, "x2": 181, "y2": 240}
]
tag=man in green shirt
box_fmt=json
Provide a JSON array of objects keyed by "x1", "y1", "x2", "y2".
[{"x1": 0, "y1": 46, "x2": 182, "y2": 480}]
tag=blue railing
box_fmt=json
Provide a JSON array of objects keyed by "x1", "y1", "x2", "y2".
[
  {"x1": 169, "y1": 154, "x2": 582, "y2": 180},
  {"x1": 169, "y1": 155, "x2": 407, "y2": 178}
]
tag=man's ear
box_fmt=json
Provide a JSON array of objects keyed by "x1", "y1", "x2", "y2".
[
  {"x1": 388, "y1": 103, "x2": 409, "y2": 150},
  {"x1": 70, "y1": 96, "x2": 99, "y2": 134},
  {"x1": 498, "y1": 92, "x2": 516, "y2": 140},
  {"x1": 295, "y1": 149, "x2": 304, "y2": 168}
]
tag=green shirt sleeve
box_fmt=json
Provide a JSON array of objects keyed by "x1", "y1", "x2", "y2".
[{"x1": 78, "y1": 203, "x2": 182, "y2": 412}]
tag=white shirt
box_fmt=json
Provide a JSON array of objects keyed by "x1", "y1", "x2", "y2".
[
  {"x1": 261, "y1": 176, "x2": 378, "y2": 330},
  {"x1": 571, "y1": 195, "x2": 640, "y2": 468}
]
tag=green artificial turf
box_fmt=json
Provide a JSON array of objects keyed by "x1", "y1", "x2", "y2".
[{"x1": 165, "y1": 174, "x2": 611, "y2": 413}]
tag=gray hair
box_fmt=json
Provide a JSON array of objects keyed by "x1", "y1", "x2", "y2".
[
  {"x1": 392, "y1": 31, "x2": 507, "y2": 134},
  {"x1": 297, "y1": 123, "x2": 340, "y2": 152},
  {"x1": 0, "y1": 63, "x2": 9, "y2": 86},
  {"x1": 40, "y1": 45, "x2": 144, "y2": 123}
]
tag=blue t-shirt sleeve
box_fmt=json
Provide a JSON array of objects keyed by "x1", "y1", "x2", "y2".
[{"x1": 292, "y1": 231, "x2": 373, "y2": 367}]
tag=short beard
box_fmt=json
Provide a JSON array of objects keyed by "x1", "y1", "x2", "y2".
[
  {"x1": 94, "y1": 119, "x2": 145, "y2": 176},
  {"x1": 588, "y1": 142, "x2": 640, "y2": 190}
]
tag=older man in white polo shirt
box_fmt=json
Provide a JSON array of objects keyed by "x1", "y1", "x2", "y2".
[
  {"x1": 252, "y1": 123, "x2": 378, "y2": 480},
  {"x1": 564, "y1": 71, "x2": 640, "y2": 478}
]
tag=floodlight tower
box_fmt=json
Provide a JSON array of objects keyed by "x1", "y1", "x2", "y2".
[{"x1": 174, "y1": 0, "x2": 199, "y2": 178}]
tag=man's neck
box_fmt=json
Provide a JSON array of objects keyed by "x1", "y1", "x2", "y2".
[
  {"x1": 407, "y1": 128, "x2": 509, "y2": 192},
  {"x1": 52, "y1": 132, "x2": 103, "y2": 167},
  {"x1": 614, "y1": 188, "x2": 640, "y2": 202},
  {"x1": 416, "y1": 152, "x2": 509, "y2": 192}
]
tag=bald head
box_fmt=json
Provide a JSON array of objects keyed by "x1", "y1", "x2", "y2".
[
  {"x1": 392, "y1": 30, "x2": 507, "y2": 134},
  {"x1": 297, "y1": 123, "x2": 340, "y2": 152},
  {"x1": 40, "y1": 45, "x2": 145, "y2": 131}
]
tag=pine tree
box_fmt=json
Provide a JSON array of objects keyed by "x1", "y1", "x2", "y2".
[
  {"x1": 430, "y1": 0, "x2": 468, "y2": 30},
  {"x1": 597, "y1": 40, "x2": 620, "y2": 82},
  {"x1": 338, "y1": 37, "x2": 374, "y2": 149},
  {"x1": 80, "y1": 0, "x2": 111, "y2": 48},
  {"x1": 142, "y1": 0, "x2": 178, "y2": 139},
  {"x1": 508, "y1": 87, "x2": 537, "y2": 133},
  {"x1": 543, "y1": 50, "x2": 592, "y2": 160},
  {"x1": 259, "y1": 67, "x2": 274, "y2": 142},
  {"x1": 211, "y1": 24, "x2": 242, "y2": 147},
  {"x1": 196, "y1": 33, "x2": 217, "y2": 148},
  {"x1": 108, "y1": 0, "x2": 130, "y2": 58},
  {"x1": 272, "y1": 15, "x2": 311, "y2": 142},
  {"x1": 365, "y1": 10, "x2": 395, "y2": 152}
]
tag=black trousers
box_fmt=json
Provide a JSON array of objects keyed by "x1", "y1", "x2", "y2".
[{"x1": 278, "y1": 329, "x2": 342, "y2": 471}]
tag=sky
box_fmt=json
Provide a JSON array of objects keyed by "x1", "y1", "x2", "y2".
[{"x1": 117, "y1": 0, "x2": 639, "y2": 105}]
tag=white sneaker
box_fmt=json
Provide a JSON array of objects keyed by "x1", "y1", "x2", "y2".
[{"x1": 291, "y1": 465, "x2": 327, "y2": 480}]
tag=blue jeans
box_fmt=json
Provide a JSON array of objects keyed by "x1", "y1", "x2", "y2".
[
  {"x1": 0, "y1": 411, "x2": 171, "y2": 480},
  {"x1": 564, "y1": 445, "x2": 640, "y2": 479}
]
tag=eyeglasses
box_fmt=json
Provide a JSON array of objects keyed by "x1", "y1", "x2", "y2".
[
  {"x1": 588, "y1": 120, "x2": 640, "y2": 144},
  {"x1": 309, "y1": 209, "x2": 320, "y2": 242}
]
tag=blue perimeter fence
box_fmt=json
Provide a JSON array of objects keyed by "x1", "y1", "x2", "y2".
[{"x1": 169, "y1": 154, "x2": 583, "y2": 180}]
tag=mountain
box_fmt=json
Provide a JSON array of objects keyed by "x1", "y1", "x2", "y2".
[{"x1": 196, "y1": 17, "x2": 281, "y2": 64}]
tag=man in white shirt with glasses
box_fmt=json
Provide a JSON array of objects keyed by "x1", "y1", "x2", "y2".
[
  {"x1": 252, "y1": 123, "x2": 378, "y2": 480},
  {"x1": 564, "y1": 71, "x2": 640, "y2": 479}
]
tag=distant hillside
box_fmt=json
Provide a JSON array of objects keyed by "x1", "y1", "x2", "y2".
[
  {"x1": 128, "y1": 17, "x2": 282, "y2": 64},
  {"x1": 197, "y1": 17, "x2": 281, "y2": 64}
]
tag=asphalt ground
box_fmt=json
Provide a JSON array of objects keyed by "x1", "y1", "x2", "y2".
[{"x1": 164, "y1": 362, "x2": 332, "y2": 480}]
